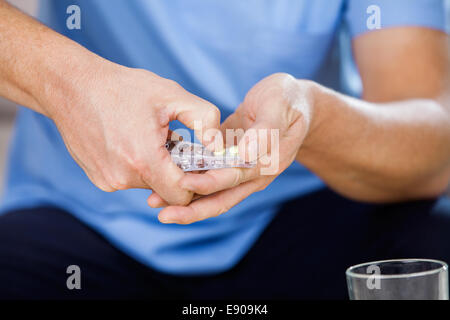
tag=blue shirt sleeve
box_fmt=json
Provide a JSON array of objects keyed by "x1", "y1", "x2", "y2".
[{"x1": 345, "y1": 0, "x2": 447, "y2": 37}]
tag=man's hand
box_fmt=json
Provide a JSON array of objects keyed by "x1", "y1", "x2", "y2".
[
  {"x1": 50, "y1": 63, "x2": 220, "y2": 206},
  {"x1": 0, "y1": 0, "x2": 220, "y2": 206},
  {"x1": 150, "y1": 26, "x2": 450, "y2": 222},
  {"x1": 148, "y1": 73, "x2": 315, "y2": 223}
]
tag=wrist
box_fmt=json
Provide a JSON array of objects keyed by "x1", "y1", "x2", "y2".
[
  {"x1": 296, "y1": 79, "x2": 343, "y2": 164},
  {"x1": 34, "y1": 40, "x2": 114, "y2": 121},
  {"x1": 294, "y1": 79, "x2": 324, "y2": 150}
]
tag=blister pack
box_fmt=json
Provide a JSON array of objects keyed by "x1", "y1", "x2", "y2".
[{"x1": 165, "y1": 140, "x2": 256, "y2": 172}]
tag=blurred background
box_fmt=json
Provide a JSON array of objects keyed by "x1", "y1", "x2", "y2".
[{"x1": 0, "y1": 0, "x2": 449, "y2": 196}]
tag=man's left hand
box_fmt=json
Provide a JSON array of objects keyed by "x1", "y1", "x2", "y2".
[{"x1": 149, "y1": 73, "x2": 317, "y2": 224}]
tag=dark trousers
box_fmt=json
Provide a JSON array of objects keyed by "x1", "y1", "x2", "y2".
[{"x1": 0, "y1": 188, "x2": 449, "y2": 300}]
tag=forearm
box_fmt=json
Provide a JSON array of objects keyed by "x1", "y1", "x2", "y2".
[
  {"x1": 297, "y1": 83, "x2": 450, "y2": 202},
  {"x1": 0, "y1": 0, "x2": 107, "y2": 117}
]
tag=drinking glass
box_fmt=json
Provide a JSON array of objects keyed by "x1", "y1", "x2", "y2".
[{"x1": 346, "y1": 259, "x2": 448, "y2": 300}]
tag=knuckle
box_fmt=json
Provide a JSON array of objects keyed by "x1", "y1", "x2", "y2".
[
  {"x1": 96, "y1": 181, "x2": 116, "y2": 192},
  {"x1": 165, "y1": 190, "x2": 192, "y2": 206},
  {"x1": 103, "y1": 166, "x2": 131, "y2": 191},
  {"x1": 165, "y1": 79, "x2": 182, "y2": 91},
  {"x1": 216, "y1": 205, "x2": 230, "y2": 217},
  {"x1": 272, "y1": 72, "x2": 294, "y2": 82},
  {"x1": 232, "y1": 170, "x2": 243, "y2": 187},
  {"x1": 177, "y1": 193, "x2": 193, "y2": 206},
  {"x1": 90, "y1": 173, "x2": 117, "y2": 192},
  {"x1": 109, "y1": 181, "x2": 126, "y2": 191},
  {"x1": 205, "y1": 106, "x2": 221, "y2": 125},
  {"x1": 107, "y1": 175, "x2": 129, "y2": 191}
]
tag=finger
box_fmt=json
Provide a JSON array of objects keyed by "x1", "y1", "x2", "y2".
[
  {"x1": 179, "y1": 166, "x2": 260, "y2": 195},
  {"x1": 166, "y1": 91, "x2": 221, "y2": 145},
  {"x1": 105, "y1": 130, "x2": 181, "y2": 193},
  {"x1": 142, "y1": 145, "x2": 194, "y2": 205},
  {"x1": 159, "y1": 179, "x2": 265, "y2": 224},
  {"x1": 147, "y1": 192, "x2": 169, "y2": 208},
  {"x1": 148, "y1": 191, "x2": 203, "y2": 208}
]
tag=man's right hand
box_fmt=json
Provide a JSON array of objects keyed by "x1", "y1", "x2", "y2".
[
  {"x1": 0, "y1": 1, "x2": 221, "y2": 206},
  {"x1": 47, "y1": 62, "x2": 220, "y2": 206}
]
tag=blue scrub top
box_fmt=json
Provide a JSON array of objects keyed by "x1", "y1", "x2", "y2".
[{"x1": 1, "y1": 0, "x2": 446, "y2": 274}]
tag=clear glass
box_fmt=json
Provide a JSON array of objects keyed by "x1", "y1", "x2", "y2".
[{"x1": 346, "y1": 259, "x2": 449, "y2": 300}]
